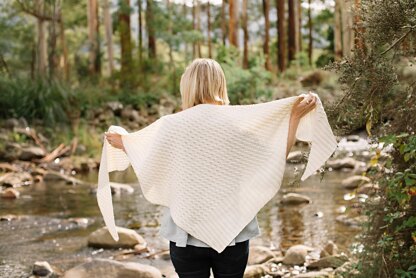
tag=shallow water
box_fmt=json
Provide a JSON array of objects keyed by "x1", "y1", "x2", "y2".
[{"x1": 0, "y1": 145, "x2": 365, "y2": 278}]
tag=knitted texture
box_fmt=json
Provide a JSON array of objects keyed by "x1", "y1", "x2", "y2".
[{"x1": 97, "y1": 93, "x2": 338, "y2": 253}]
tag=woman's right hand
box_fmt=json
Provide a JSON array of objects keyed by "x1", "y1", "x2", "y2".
[{"x1": 290, "y1": 91, "x2": 317, "y2": 121}]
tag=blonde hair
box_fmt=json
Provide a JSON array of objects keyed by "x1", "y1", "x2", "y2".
[{"x1": 180, "y1": 58, "x2": 230, "y2": 110}]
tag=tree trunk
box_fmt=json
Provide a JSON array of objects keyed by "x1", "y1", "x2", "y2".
[
  {"x1": 262, "y1": 0, "x2": 271, "y2": 71},
  {"x1": 221, "y1": 0, "x2": 226, "y2": 46},
  {"x1": 59, "y1": 11, "x2": 69, "y2": 81},
  {"x1": 228, "y1": 0, "x2": 238, "y2": 48},
  {"x1": 196, "y1": 0, "x2": 201, "y2": 57},
  {"x1": 183, "y1": 3, "x2": 189, "y2": 62},
  {"x1": 87, "y1": 0, "x2": 99, "y2": 75},
  {"x1": 307, "y1": 0, "x2": 312, "y2": 65},
  {"x1": 242, "y1": 0, "x2": 249, "y2": 68},
  {"x1": 119, "y1": 0, "x2": 133, "y2": 82},
  {"x1": 146, "y1": 0, "x2": 156, "y2": 59},
  {"x1": 276, "y1": 0, "x2": 286, "y2": 72},
  {"x1": 341, "y1": 0, "x2": 354, "y2": 58},
  {"x1": 166, "y1": 0, "x2": 175, "y2": 94},
  {"x1": 353, "y1": 0, "x2": 365, "y2": 54},
  {"x1": 138, "y1": 0, "x2": 143, "y2": 67},
  {"x1": 298, "y1": 0, "x2": 302, "y2": 52},
  {"x1": 207, "y1": 1, "x2": 212, "y2": 58},
  {"x1": 192, "y1": 0, "x2": 197, "y2": 59},
  {"x1": 48, "y1": 0, "x2": 59, "y2": 78},
  {"x1": 35, "y1": 0, "x2": 47, "y2": 78},
  {"x1": 334, "y1": 0, "x2": 342, "y2": 60},
  {"x1": 288, "y1": 0, "x2": 296, "y2": 62},
  {"x1": 103, "y1": 0, "x2": 114, "y2": 76}
]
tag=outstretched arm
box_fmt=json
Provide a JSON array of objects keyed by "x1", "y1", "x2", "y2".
[{"x1": 286, "y1": 92, "x2": 317, "y2": 158}]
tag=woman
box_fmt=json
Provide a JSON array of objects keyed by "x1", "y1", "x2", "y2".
[{"x1": 105, "y1": 58, "x2": 316, "y2": 278}]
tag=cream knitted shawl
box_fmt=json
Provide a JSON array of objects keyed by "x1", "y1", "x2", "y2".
[{"x1": 97, "y1": 93, "x2": 338, "y2": 253}]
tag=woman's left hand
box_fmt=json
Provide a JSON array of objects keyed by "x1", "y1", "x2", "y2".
[
  {"x1": 291, "y1": 91, "x2": 317, "y2": 121},
  {"x1": 104, "y1": 132, "x2": 126, "y2": 152}
]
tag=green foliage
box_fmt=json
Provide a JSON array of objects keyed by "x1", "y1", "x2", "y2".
[
  {"x1": 325, "y1": 0, "x2": 416, "y2": 136},
  {"x1": 0, "y1": 77, "x2": 72, "y2": 125},
  {"x1": 118, "y1": 88, "x2": 161, "y2": 109},
  {"x1": 353, "y1": 133, "x2": 416, "y2": 277},
  {"x1": 215, "y1": 45, "x2": 273, "y2": 104},
  {"x1": 323, "y1": 1, "x2": 416, "y2": 276}
]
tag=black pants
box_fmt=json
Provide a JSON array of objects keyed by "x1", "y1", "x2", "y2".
[{"x1": 169, "y1": 240, "x2": 249, "y2": 278}]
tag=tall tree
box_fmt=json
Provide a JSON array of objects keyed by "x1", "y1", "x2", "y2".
[
  {"x1": 221, "y1": 0, "x2": 227, "y2": 46},
  {"x1": 262, "y1": 0, "x2": 271, "y2": 71},
  {"x1": 48, "y1": 0, "x2": 60, "y2": 78},
  {"x1": 334, "y1": 0, "x2": 342, "y2": 60},
  {"x1": 207, "y1": 1, "x2": 212, "y2": 58},
  {"x1": 242, "y1": 0, "x2": 249, "y2": 68},
  {"x1": 182, "y1": 3, "x2": 189, "y2": 61},
  {"x1": 341, "y1": 0, "x2": 354, "y2": 58},
  {"x1": 103, "y1": 0, "x2": 114, "y2": 76},
  {"x1": 276, "y1": 0, "x2": 286, "y2": 72},
  {"x1": 119, "y1": 0, "x2": 133, "y2": 81},
  {"x1": 59, "y1": 10, "x2": 69, "y2": 81},
  {"x1": 353, "y1": 0, "x2": 365, "y2": 53},
  {"x1": 166, "y1": 0, "x2": 176, "y2": 93},
  {"x1": 137, "y1": 0, "x2": 143, "y2": 67},
  {"x1": 297, "y1": 0, "x2": 302, "y2": 52},
  {"x1": 288, "y1": 0, "x2": 296, "y2": 62},
  {"x1": 35, "y1": 0, "x2": 47, "y2": 77},
  {"x1": 196, "y1": 0, "x2": 201, "y2": 57},
  {"x1": 192, "y1": 0, "x2": 201, "y2": 58},
  {"x1": 307, "y1": 0, "x2": 312, "y2": 65},
  {"x1": 17, "y1": 0, "x2": 64, "y2": 78},
  {"x1": 228, "y1": 0, "x2": 238, "y2": 48},
  {"x1": 87, "y1": 0, "x2": 100, "y2": 75},
  {"x1": 146, "y1": 0, "x2": 156, "y2": 58}
]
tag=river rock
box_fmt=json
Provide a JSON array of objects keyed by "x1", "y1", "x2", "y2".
[
  {"x1": 335, "y1": 215, "x2": 367, "y2": 228},
  {"x1": 248, "y1": 246, "x2": 276, "y2": 265},
  {"x1": 1, "y1": 188, "x2": 20, "y2": 199},
  {"x1": 320, "y1": 241, "x2": 338, "y2": 258},
  {"x1": 87, "y1": 226, "x2": 145, "y2": 249},
  {"x1": 44, "y1": 170, "x2": 86, "y2": 185},
  {"x1": 32, "y1": 261, "x2": 54, "y2": 276},
  {"x1": 19, "y1": 146, "x2": 46, "y2": 161},
  {"x1": 158, "y1": 97, "x2": 177, "y2": 117},
  {"x1": 326, "y1": 157, "x2": 358, "y2": 170},
  {"x1": 32, "y1": 167, "x2": 48, "y2": 176},
  {"x1": 287, "y1": 151, "x2": 307, "y2": 163},
  {"x1": 283, "y1": 245, "x2": 314, "y2": 265},
  {"x1": 243, "y1": 264, "x2": 267, "y2": 278},
  {"x1": 356, "y1": 183, "x2": 379, "y2": 195},
  {"x1": 281, "y1": 193, "x2": 311, "y2": 205},
  {"x1": 346, "y1": 135, "x2": 360, "y2": 142},
  {"x1": 106, "y1": 101, "x2": 124, "y2": 115},
  {"x1": 334, "y1": 261, "x2": 359, "y2": 276},
  {"x1": 0, "y1": 214, "x2": 19, "y2": 221},
  {"x1": 0, "y1": 172, "x2": 32, "y2": 187},
  {"x1": 3, "y1": 142, "x2": 22, "y2": 161},
  {"x1": 0, "y1": 162, "x2": 19, "y2": 172},
  {"x1": 341, "y1": 175, "x2": 371, "y2": 189},
  {"x1": 110, "y1": 182, "x2": 134, "y2": 194},
  {"x1": 294, "y1": 270, "x2": 331, "y2": 277},
  {"x1": 98, "y1": 109, "x2": 115, "y2": 123},
  {"x1": 3, "y1": 118, "x2": 20, "y2": 128},
  {"x1": 307, "y1": 254, "x2": 349, "y2": 269},
  {"x1": 63, "y1": 258, "x2": 161, "y2": 278}
]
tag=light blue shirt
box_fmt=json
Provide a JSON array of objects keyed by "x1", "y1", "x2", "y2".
[{"x1": 159, "y1": 206, "x2": 260, "y2": 248}]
